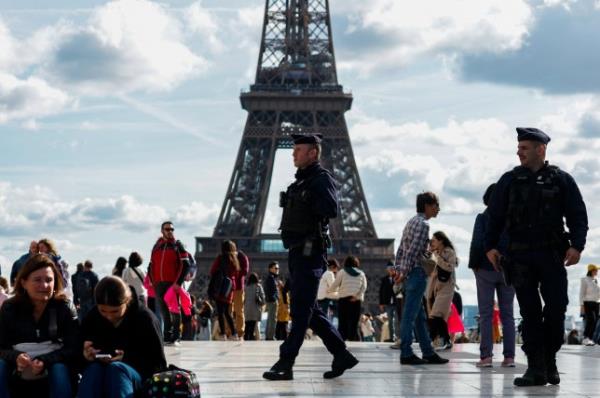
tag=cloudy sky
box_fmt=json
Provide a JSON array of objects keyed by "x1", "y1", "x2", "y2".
[{"x1": 0, "y1": 0, "x2": 598, "y2": 313}]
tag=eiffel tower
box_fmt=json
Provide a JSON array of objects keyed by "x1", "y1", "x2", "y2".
[{"x1": 194, "y1": 0, "x2": 394, "y2": 310}]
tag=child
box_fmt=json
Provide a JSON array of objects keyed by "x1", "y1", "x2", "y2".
[
  {"x1": 164, "y1": 285, "x2": 193, "y2": 320},
  {"x1": 360, "y1": 313, "x2": 376, "y2": 342}
]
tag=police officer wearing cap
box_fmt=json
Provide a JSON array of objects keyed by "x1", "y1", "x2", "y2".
[
  {"x1": 263, "y1": 133, "x2": 359, "y2": 381},
  {"x1": 485, "y1": 127, "x2": 588, "y2": 387}
]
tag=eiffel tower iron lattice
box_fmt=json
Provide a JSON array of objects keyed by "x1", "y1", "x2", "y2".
[{"x1": 193, "y1": 0, "x2": 394, "y2": 312}]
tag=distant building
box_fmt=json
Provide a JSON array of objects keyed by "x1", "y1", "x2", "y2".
[{"x1": 463, "y1": 305, "x2": 479, "y2": 330}]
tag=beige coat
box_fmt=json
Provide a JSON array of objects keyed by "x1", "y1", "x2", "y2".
[{"x1": 426, "y1": 247, "x2": 458, "y2": 320}]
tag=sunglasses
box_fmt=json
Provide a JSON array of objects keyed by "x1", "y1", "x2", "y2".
[{"x1": 164, "y1": 228, "x2": 175, "y2": 232}]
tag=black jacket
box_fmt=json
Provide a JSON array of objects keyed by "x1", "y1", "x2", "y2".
[
  {"x1": 0, "y1": 297, "x2": 79, "y2": 367},
  {"x1": 81, "y1": 301, "x2": 166, "y2": 380},
  {"x1": 264, "y1": 273, "x2": 279, "y2": 303},
  {"x1": 379, "y1": 276, "x2": 395, "y2": 306}
]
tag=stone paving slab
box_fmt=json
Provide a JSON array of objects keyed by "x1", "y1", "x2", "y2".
[{"x1": 165, "y1": 341, "x2": 600, "y2": 397}]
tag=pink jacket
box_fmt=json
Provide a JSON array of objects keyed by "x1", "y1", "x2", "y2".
[{"x1": 164, "y1": 285, "x2": 192, "y2": 316}]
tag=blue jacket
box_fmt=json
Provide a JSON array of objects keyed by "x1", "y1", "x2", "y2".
[
  {"x1": 469, "y1": 211, "x2": 508, "y2": 271},
  {"x1": 264, "y1": 273, "x2": 279, "y2": 303}
]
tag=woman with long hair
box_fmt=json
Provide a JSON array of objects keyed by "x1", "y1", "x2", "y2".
[
  {"x1": 426, "y1": 231, "x2": 458, "y2": 350},
  {"x1": 78, "y1": 276, "x2": 166, "y2": 397},
  {"x1": 112, "y1": 257, "x2": 127, "y2": 278},
  {"x1": 328, "y1": 256, "x2": 367, "y2": 341},
  {"x1": 0, "y1": 254, "x2": 79, "y2": 398},
  {"x1": 244, "y1": 272, "x2": 265, "y2": 341},
  {"x1": 209, "y1": 240, "x2": 241, "y2": 340},
  {"x1": 121, "y1": 252, "x2": 147, "y2": 307}
]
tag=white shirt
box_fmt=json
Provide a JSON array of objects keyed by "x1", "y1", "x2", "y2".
[
  {"x1": 580, "y1": 276, "x2": 600, "y2": 305},
  {"x1": 360, "y1": 318, "x2": 375, "y2": 337},
  {"x1": 328, "y1": 268, "x2": 368, "y2": 301},
  {"x1": 122, "y1": 267, "x2": 148, "y2": 297},
  {"x1": 317, "y1": 270, "x2": 338, "y2": 300}
]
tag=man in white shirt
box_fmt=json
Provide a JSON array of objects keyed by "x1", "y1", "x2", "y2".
[{"x1": 317, "y1": 259, "x2": 339, "y2": 320}]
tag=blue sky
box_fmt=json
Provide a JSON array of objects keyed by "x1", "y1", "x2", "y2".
[{"x1": 1, "y1": 0, "x2": 599, "y2": 312}]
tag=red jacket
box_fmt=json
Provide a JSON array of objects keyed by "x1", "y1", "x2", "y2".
[{"x1": 149, "y1": 238, "x2": 191, "y2": 285}]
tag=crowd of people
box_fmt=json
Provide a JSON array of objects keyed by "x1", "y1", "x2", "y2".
[{"x1": 0, "y1": 127, "x2": 595, "y2": 392}]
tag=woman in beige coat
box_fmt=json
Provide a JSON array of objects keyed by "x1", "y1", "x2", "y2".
[{"x1": 426, "y1": 231, "x2": 458, "y2": 350}]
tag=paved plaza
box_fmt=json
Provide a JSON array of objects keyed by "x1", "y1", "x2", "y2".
[{"x1": 165, "y1": 340, "x2": 600, "y2": 397}]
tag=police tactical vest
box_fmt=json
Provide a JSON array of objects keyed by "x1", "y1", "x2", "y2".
[
  {"x1": 279, "y1": 170, "x2": 326, "y2": 242},
  {"x1": 506, "y1": 164, "x2": 565, "y2": 243}
]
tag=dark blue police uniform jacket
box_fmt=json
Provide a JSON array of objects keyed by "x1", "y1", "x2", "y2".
[
  {"x1": 484, "y1": 162, "x2": 588, "y2": 356},
  {"x1": 279, "y1": 162, "x2": 346, "y2": 360}
]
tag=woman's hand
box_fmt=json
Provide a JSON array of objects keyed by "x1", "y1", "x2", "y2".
[
  {"x1": 31, "y1": 359, "x2": 45, "y2": 376},
  {"x1": 83, "y1": 340, "x2": 99, "y2": 362},
  {"x1": 16, "y1": 353, "x2": 31, "y2": 372}
]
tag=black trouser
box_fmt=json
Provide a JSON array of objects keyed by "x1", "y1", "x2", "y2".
[
  {"x1": 182, "y1": 314, "x2": 195, "y2": 340},
  {"x1": 279, "y1": 248, "x2": 346, "y2": 361},
  {"x1": 245, "y1": 320, "x2": 257, "y2": 340},
  {"x1": 216, "y1": 301, "x2": 236, "y2": 336},
  {"x1": 428, "y1": 316, "x2": 450, "y2": 342},
  {"x1": 276, "y1": 321, "x2": 289, "y2": 340},
  {"x1": 155, "y1": 282, "x2": 180, "y2": 342},
  {"x1": 511, "y1": 249, "x2": 568, "y2": 360},
  {"x1": 583, "y1": 301, "x2": 600, "y2": 339},
  {"x1": 338, "y1": 297, "x2": 362, "y2": 341}
]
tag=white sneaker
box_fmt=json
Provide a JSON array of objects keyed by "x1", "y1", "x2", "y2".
[
  {"x1": 583, "y1": 338, "x2": 596, "y2": 346},
  {"x1": 216, "y1": 335, "x2": 227, "y2": 341}
]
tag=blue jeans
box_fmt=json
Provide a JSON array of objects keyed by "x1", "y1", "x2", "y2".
[
  {"x1": 475, "y1": 268, "x2": 515, "y2": 359},
  {"x1": 79, "y1": 361, "x2": 142, "y2": 398},
  {"x1": 385, "y1": 304, "x2": 397, "y2": 340},
  {"x1": 0, "y1": 359, "x2": 72, "y2": 398},
  {"x1": 399, "y1": 267, "x2": 434, "y2": 358}
]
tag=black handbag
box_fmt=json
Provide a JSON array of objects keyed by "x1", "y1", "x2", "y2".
[{"x1": 436, "y1": 266, "x2": 452, "y2": 282}]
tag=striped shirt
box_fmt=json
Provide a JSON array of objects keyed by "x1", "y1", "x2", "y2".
[{"x1": 394, "y1": 213, "x2": 430, "y2": 276}]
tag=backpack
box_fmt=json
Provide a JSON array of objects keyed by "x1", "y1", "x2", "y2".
[
  {"x1": 76, "y1": 275, "x2": 94, "y2": 301},
  {"x1": 207, "y1": 258, "x2": 233, "y2": 302},
  {"x1": 143, "y1": 365, "x2": 201, "y2": 398}
]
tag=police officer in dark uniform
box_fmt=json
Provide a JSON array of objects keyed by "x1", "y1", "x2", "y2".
[
  {"x1": 263, "y1": 133, "x2": 359, "y2": 381},
  {"x1": 485, "y1": 127, "x2": 588, "y2": 387}
]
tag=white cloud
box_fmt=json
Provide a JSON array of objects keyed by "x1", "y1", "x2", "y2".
[
  {"x1": 0, "y1": 18, "x2": 18, "y2": 72},
  {"x1": 236, "y1": 6, "x2": 263, "y2": 29},
  {"x1": 185, "y1": 1, "x2": 223, "y2": 53},
  {"x1": 340, "y1": 0, "x2": 533, "y2": 73},
  {"x1": 0, "y1": 72, "x2": 71, "y2": 123},
  {"x1": 350, "y1": 114, "x2": 515, "y2": 210},
  {"x1": 39, "y1": 0, "x2": 208, "y2": 95},
  {"x1": 0, "y1": 181, "x2": 219, "y2": 235},
  {"x1": 173, "y1": 201, "x2": 220, "y2": 231},
  {"x1": 542, "y1": 0, "x2": 577, "y2": 9},
  {"x1": 0, "y1": 0, "x2": 217, "y2": 122}
]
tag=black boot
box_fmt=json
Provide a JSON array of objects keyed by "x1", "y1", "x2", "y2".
[
  {"x1": 514, "y1": 351, "x2": 547, "y2": 387},
  {"x1": 546, "y1": 352, "x2": 560, "y2": 385},
  {"x1": 323, "y1": 350, "x2": 359, "y2": 379},
  {"x1": 263, "y1": 358, "x2": 294, "y2": 381}
]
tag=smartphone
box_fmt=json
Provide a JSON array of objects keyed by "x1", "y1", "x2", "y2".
[{"x1": 95, "y1": 354, "x2": 112, "y2": 360}]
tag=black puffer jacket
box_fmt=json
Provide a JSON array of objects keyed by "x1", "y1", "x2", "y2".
[
  {"x1": 81, "y1": 301, "x2": 166, "y2": 380},
  {"x1": 0, "y1": 297, "x2": 79, "y2": 366}
]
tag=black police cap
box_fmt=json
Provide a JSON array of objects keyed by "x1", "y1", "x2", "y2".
[
  {"x1": 291, "y1": 133, "x2": 323, "y2": 145},
  {"x1": 516, "y1": 127, "x2": 551, "y2": 144}
]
